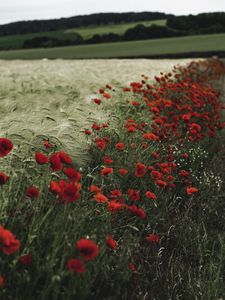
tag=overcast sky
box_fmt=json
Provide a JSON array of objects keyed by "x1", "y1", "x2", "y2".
[{"x1": 0, "y1": 0, "x2": 225, "y2": 25}]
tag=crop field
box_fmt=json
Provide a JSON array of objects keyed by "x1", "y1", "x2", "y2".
[
  {"x1": 0, "y1": 58, "x2": 225, "y2": 299},
  {"x1": 0, "y1": 33, "x2": 225, "y2": 59},
  {"x1": 0, "y1": 19, "x2": 166, "y2": 50}
]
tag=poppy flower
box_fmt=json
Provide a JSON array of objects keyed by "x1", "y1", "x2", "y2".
[
  {"x1": 103, "y1": 156, "x2": 113, "y2": 165},
  {"x1": 94, "y1": 193, "x2": 108, "y2": 203},
  {"x1": 101, "y1": 167, "x2": 113, "y2": 176},
  {"x1": 49, "y1": 180, "x2": 62, "y2": 194},
  {"x1": 0, "y1": 172, "x2": 10, "y2": 185},
  {"x1": 19, "y1": 254, "x2": 32, "y2": 265},
  {"x1": 119, "y1": 168, "x2": 128, "y2": 175},
  {"x1": 61, "y1": 182, "x2": 81, "y2": 203},
  {"x1": 43, "y1": 140, "x2": 51, "y2": 149},
  {"x1": 145, "y1": 191, "x2": 157, "y2": 200},
  {"x1": 129, "y1": 205, "x2": 146, "y2": 219},
  {"x1": 150, "y1": 170, "x2": 163, "y2": 180},
  {"x1": 186, "y1": 187, "x2": 199, "y2": 195},
  {"x1": 0, "y1": 138, "x2": 13, "y2": 157},
  {"x1": 142, "y1": 133, "x2": 159, "y2": 141},
  {"x1": 93, "y1": 98, "x2": 101, "y2": 105},
  {"x1": 58, "y1": 151, "x2": 73, "y2": 164},
  {"x1": 128, "y1": 189, "x2": 140, "y2": 201},
  {"x1": 128, "y1": 263, "x2": 136, "y2": 272},
  {"x1": 35, "y1": 152, "x2": 49, "y2": 165},
  {"x1": 115, "y1": 143, "x2": 125, "y2": 150},
  {"x1": 90, "y1": 185, "x2": 101, "y2": 193},
  {"x1": 135, "y1": 163, "x2": 146, "y2": 177},
  {"x1": 146, "y1": 234, "x2": 160, "y2": 244},
  {"x1": 63, "y1": 168, "x2": 81, "y2": 181},
  {"x1": 106, "y1": 235, "x2": 117, "y2": 250},
  {"x1": 84, "y1": 129, "x2": 92, "y2": 135},
  {"x1": 26, "y1": 186, "x2": 39, "y2": 198},
  {"x1": 155, "y1": 180, "x2": 167, "y2": 188},
  {"x1": 0, "y1": 226, "x2": 20, "y2": 255},
  {"x1": 50, "y1": 153, "x2": 62, "y2": 172},
  {"x1": 107, "y1": 201, "x2": 124, "y2": 213},
  {"x1": 76, "y1": 239, "x2": 99, "y2": 261},
  {"x1": 0, "y1": 275, "x2": 4, "y2": 288},
  {"x1": 67, "y1": 258, "x2": 85, "y2": 274},
  {"x1": 95, "y1": 138, "x2": 108, "y2": 150}
]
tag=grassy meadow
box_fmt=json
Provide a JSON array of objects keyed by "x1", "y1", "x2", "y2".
[
  {"x1": 0, "y1": 58, "x2": 225, "y2": 299},
  {"x1": 0, "y1": 19, "x2": 166, "y2": 50},
  {"x1": 0, "y1": 33, "x2": 225, "y2": 59}
]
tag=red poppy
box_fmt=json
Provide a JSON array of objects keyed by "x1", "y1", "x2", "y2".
[
  {"x1": 50, "y1": 153, "x2": 62, "y2": 172},
  {"x1": 0, "y1": 226, "x2": 20, "y2": 255},
  {"x1": 19, "y1": 254, "x2": 32, "y2": 265},
  {"x1": 43, "y1": 140, "x2": 51, "y2": 149},
  {"x1": 93, "y1": 98, "x2": 101, "y2": 105},
  {"x1": 142, "y1": 133, "x2": 159, "y2": 141},
  {"x1": 106, "y1": 235, "x2": 117, "y2": 250},
  {"x1": 90, "y1": 185, "x2": 101, "y2": 193},
  {"x1": 145, "y1": 191, "x2": 157, "y2": 200},
  {"x1": 129, "y1": 205, "x2": 146, "y2": 219},
  {"x1": 128, "y1": 263, "x2": 136, "y2": 272},
  {"x1": 84, "y1": 129, "x2": 92, "y2": 135},
  {"x1": 101, "y1": 167, "x2": 113, "y2": 176},
  {"x1": 155, "y1": 180, "x2": 167, "y2": 188},
  {"x1": 26, "y1": 186, "x2": 39, "y2": 198},
  {"x1": 0, "y1": 172, "x2": 10, "y2": 185},
  {"x1": 151, "y1": 170, "x2": 163, "y2": 180},
  {"x1": 115, "y1": 143, "x2": 125, "y2": 150},
  {"x1": 146, "y1": 234, "x2": 160, "y2": 244},
  {"x1": 63, "y1": 168, "x2": 81, "y2": 181},
  {"x1": 67, "y1": 258, "x2": 85, "y2": 274},
  {"x1": 107, "y1": 201, "x2": 124, "y2": 213},
  {"x1": 103, "y1": 156, "x2": 113, "y2": 165},
  {"x1": 61, "y1": 182, "x2": 81, "y2": 203},
  {"x1": 58, "y1": 151, "x2": 73, "y2": 164},
  {"x1": 0, "y1": 138, "x2": 13, "y2": 157},
  {"x1": 128, "y1": 189, "x2": 140, "y2": 201},
  {"x1": 76, "y1": 239, "x2": 99, "y2": 261},
  {"x1": 186, "y1": 187, "x2": 199, "y2": 195},
  {"x1": 0, "y1": 275, "x2": 4, "y2": 288},
  {"x1": 94, "y1": 193, "x2": 108, "y2": 203},
  {"x1": 35, "y1": 152, "x2": 49, "y2": 164},
  {"x1": 119, "y1": 168, "x2": 128, "y2": 175},
  {"x1": 135, "y1": 163, "x2": 146, "y2": 177}
]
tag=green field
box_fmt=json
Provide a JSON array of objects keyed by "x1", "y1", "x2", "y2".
[
  {"x1": 0, "y1": 19, "x2": 166, "y2": 50},
  {"x1": 0, "y1": 33, "x2": 225, "y2": 59}
]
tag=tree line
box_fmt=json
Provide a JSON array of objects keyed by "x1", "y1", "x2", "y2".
[{"x1": 0, "y1": 12, "x2": 172, "y2": 36}]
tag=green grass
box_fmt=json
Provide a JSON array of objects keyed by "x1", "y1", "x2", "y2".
[
  {"x1": 65, "y1": 19, "x2": 166, "y2": 39},
  {"x1": 0, "y1": 19, "x2": 166, "y2": 50},
  {"x1": 0, "y1": 33, "x2": 225, "y2": 60}
]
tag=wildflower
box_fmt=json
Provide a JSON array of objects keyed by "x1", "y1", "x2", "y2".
[
  {"x1": 0, "y1": 138, "x2": 13, "y2": 157},
  {"x1": 128, "y1": 189, "x2": 140, "y2": 201},
  {"x1": 150, "y1": 170, "x2": 163, "y2": 180},
  {"x1": 0, "y1": 226, "x2": 20, "y2": 255},
  {"x1": 119, "y1": 168, "x2": 128, "y2": 175},
  {"x1": 129, "y1": 205, "x2": 146, "y2": 219},
  {"x1": 90, "y1": 185, "x2": 101, "y2": 193},
  {"x1": 26, "y1": 186, "x2": 39, "y2": 198},
  {"x1": 43, "y1": 140, "x2": 51, "y2": 149},
  {"x1": 61, "y1": 182, "x2": 81, "y2": 203},
  {"x1": 0, "y1": 172, "x2": 9, "y2": 185},
  {"x1": 146, "y1": 234, "x2": 160, "y2": 244},
  {"x1": 84, "y1": 129, "x2": 92, "y2": 135},
  {"x1": 58, "y1": 151, "x2": 73, "y2": 164},
  {"x1": 93, "y1": 98, "x2": 101, "y2": 105},
  {"x1": 107, "y1": 201, "x2": 124, "y2": 213},
  {"x1": 128, "y1": 263, "x2": 136, "y2": 272},
  {"x1": 35, "y1": 152, "x2": 49, "y2": 164},
  {"x1": 186, "y1": 187, "x2": 199, "y2": 195},
  {"x1": 67, "y1": 258, "x2": 85, "y2": 274},
  {"x1": 155, "y1": 180, "x2": 167, "y2": 188},
  {"x1": 103, "y1": 156, "x2": 113, "y2": 165},
  {"x1": 50, "y1": 153, "x2": 62, "y2": 172},
  {"x1": 115, "y1": 143, "x2": 125, "y2": 150},
  {"x1": 135, "y1": 163, "x2": 146, "y2": 177},
  {"x1": 0, "y1": 275, "x2": 4, "y2": 288},
  {"x1": 142, "y1": 133, "x2": 159, "y2": 141},
  {"x1": 94, "y1": 193, "x2": 108, "y2": 203},
  {"x1": 63, "y1": 168, "x2": 81, "y2": 181},
  {"x1": 77, "y1": 239, "x2": 99, "y2": 261},
  {"x1": 19, "y1": 254, "x2": 32, "y2": 265},
  {"x1": 105, "y1": 235, "x2": 117, "y2": 250},
  {"x1": 101, "y1": 167, "x2": 113, "y2": 176},
  {"x1": 145, "y1": 191, "x2": 157, "y2": 200}
]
